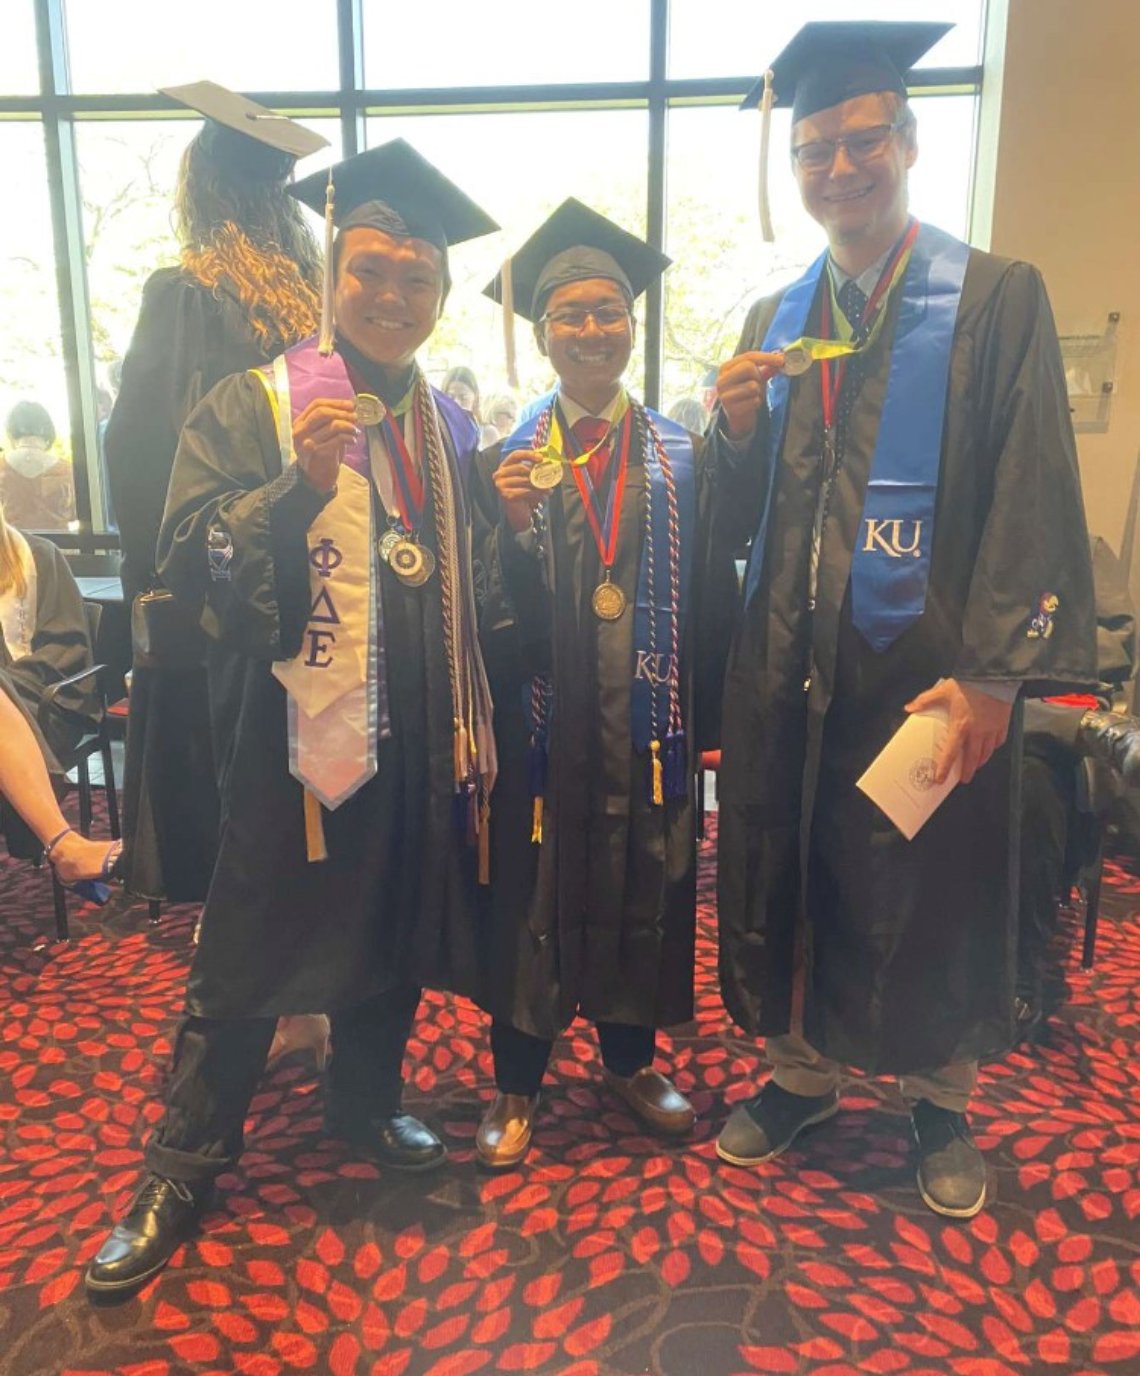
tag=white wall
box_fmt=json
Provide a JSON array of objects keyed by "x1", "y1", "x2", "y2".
[{"x1": 975, "y1": 0, "x2": 1140, "y2": 551}]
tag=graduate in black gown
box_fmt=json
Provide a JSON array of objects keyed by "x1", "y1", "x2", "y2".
[
  {"x1": 469, "y1": 203, "x2": 737, "y2": 1167},
  {"x1": 104, "y1": 83, "x2": 326, "y2": 905},
  {"x1": 87, "y1": 141, "x2": 498, "y2": 1297},
  {"x1": 711, "y1": 22, "x2": 1096, "y2": 1218}
]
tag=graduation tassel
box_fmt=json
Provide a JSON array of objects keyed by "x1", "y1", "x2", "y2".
[
  {"x1": 500, "y1": 254, "x2": 519, "y2": 389},
  {"x1": 650, "y1": 739, "x2": 664, "y2": 807},
  {"x1": 528, "y1": 729, "x2": 547, "y2": 844},
  {"x1": 453, "y1": 717, "x2": 466, "y2": 786},
  {"x1": 757, "y1": 68, "x2": 776, "y2": 245},
  {"x1": 478, "y1": 793, "x2": 491, "y2": 886},
  {"x1": 303, "y1": 788, "x2": 328, "y2": 863},
  {"x1": 318, "y1": 168, "x2": 336, "y2": 355},
  {"x1": 531, "y1": 796, "x2": 544, "y2": 845}
]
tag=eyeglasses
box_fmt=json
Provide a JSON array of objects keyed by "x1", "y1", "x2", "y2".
[
  {"x1": 541, "y1": 305, "x2": 631, "y2": 332},
  {"x1": 791, "y1": 121, "x2": 903, "y2": 173}
]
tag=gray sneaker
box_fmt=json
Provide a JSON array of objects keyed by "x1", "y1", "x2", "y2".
[
  {"x1": 716, "y1": 1081, "x2": 839, "y2": 1166},
  {"x1": 911, "y1": 1099, "x2": 986, "y2": 1218}
]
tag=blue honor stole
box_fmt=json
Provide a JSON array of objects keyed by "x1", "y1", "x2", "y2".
[
  {"x1": 506, "y1": 394, "x2": 697, "y2": 802},
  {"x1": 744, "y1": 223, "x2": 970, "y2": 651}
]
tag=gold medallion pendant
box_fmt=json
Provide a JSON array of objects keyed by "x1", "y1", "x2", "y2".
[
  {"x1": 355, "y1": 393, "x2": 386, "y2": 426},
  {"x1": 780, "y1": 345, "x2": 813, "y2": 376},
  {"x1": 529, "y1": 458, "x2": 563, "y2": 491},
  {"x1": 591, "y1": 580, "x2": 626, "y2": 621},
  {"x1": 377, "y1": 528, "x2": 402, "y2": 563},
  {"x1": 387, "y1": 538, "x2": 435, "y2": 586}
]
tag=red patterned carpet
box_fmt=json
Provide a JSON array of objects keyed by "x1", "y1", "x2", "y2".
[{"x1": 1, "y1": 819, "x2": 1138, "y2": 1376}]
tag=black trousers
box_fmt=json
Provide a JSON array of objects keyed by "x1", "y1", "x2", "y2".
[
  {"x1": 491, "y1": 1018, "x2": 655, "y2": 1097},
  {"x1": 145, "y1": 984, "x2": 421, "y2": 1185}
]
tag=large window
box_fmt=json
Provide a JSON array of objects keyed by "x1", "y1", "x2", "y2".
[{"x1": 1, "y1": 0, "x2": 984, "y2": 544}]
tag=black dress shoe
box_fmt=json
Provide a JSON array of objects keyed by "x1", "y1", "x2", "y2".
[
  {"x1": 327, "y1": 1109, "x2": 446, "y2": 1172},
  {"x1": 716, "y1": 1081, "x2": 839, "y2": 1166},
  {"x1": 911, "y1": 1099, "x2": 986, "y2": 1218},
  {"x1": 85, "y1": 1174, "x2": 212, "y2": 1297},
  {"x1": 1077, "y1": 709, "x2": 1140, "y2": 785}
]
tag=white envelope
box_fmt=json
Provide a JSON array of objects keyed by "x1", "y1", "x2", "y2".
[{"x1": 856, "y1": 707, "x2": 961, "y2": 840}]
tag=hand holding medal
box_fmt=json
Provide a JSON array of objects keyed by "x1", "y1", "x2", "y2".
[
  {"x1": 292, "y1": 397, "x2": 359, "y2": 494},
  {"x1": 715, "y1": 351, "x2": 785, "y2": 442},
  {"x1": 493, "y1": 449, "x2": 549, "y2": 532}
]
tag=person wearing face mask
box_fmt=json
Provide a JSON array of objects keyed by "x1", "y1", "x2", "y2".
[
  {"x1": 467, "y1": 201, "x2": 737, "y2": 1168},
  {"x1": 86, "y1": 141, "x2": 498, "y2": 1297},
  {"x1": 711, "y1": 22, "x2": 1095, "y2": 1218}
]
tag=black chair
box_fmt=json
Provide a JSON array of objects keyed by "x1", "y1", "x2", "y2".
[{"x1": 35, "y1": 601, "x2": 121, "y2": 939}]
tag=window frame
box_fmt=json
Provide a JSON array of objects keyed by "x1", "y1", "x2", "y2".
[{"x1": 5, "y1": 0, "x2": 981, "y2": 550}]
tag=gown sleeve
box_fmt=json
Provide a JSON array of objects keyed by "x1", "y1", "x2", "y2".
[
  {"x1": 156, "y1": 371, "x2": 330, "y2": 662},
  {"x1": 954, "y1": 262, "x2": 1097, "y2": 692},
  {"x1": 690, "y1": 433, "x2": 742, "y2": 751},
  {"x1": 104, "y1": 270, "x2": 225, "y2": 603}
]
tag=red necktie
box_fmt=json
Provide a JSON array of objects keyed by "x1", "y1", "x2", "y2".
[{"x1": 571, "y1": 416, "x2": 611, "y2": 488}]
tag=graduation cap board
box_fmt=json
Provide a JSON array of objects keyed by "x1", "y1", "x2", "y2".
[
  {"x1": 289, "y1": 139, "x2": 499, "y2": 353},
  {"x1": 739, "y1": 21, "x2": 953, "y2": 242},
  {"x1": 160, "y1": 81, "x2": 330, "y2": 160},
  {"x1": 483, "y1": 198, "x2": 671, "y2": 385}
]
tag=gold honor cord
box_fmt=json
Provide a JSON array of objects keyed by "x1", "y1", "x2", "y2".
[{"x1": 781, "y1": 245, "x2": 916, "y2": 376}]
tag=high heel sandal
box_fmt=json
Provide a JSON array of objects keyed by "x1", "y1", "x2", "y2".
[{"x1": 43, "y1": 827, "x2": 124, "y2": 906}]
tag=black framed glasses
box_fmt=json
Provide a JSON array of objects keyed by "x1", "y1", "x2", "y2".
[
  {"x1": 791, "y1": 121, "x2": 904, "y2": 173},
  {"x1": 541, "y1": 305, "x2": 632, "y2": 332}
]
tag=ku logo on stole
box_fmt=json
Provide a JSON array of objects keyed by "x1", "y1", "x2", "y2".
[
  {"x1": 863, "y1": 518, "x2": 923, "y2": 558},
  {"x1": 304, "y1": 538, "x2": 343, "y2": 668}
]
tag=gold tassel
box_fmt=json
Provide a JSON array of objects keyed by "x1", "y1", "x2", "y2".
[
  {"x1": 478, "y1": 796, "x2": 491, "y2": 886},
  {"x1": 650, "y1": 740, "x2": 664, "y2": 807},
  {"x1": 500, "y1": 254, "x2": 519, "y2": 389},
  {"x1": 453, "y1": 717, "x2": 463, "y2": 785},
  {"x1": 531, "y1": 795, "x2": 544, "y2": 845},
  {"x1": 318, "y1": 168, "x2": 336, "y2": 355},
  {"x1": 304, "y1": 789, "x2": 328, "y2": 862},
  {"x1": 758, "y1": 68, "x2": 775, "y2": 245}
]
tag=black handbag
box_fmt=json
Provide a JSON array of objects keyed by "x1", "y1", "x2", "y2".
[{"x1": 131, "y1": 587, "x2": 208, "y2": 671}]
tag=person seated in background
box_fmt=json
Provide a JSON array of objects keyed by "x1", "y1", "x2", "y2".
[
  {"x1": 484, "y1": 392, "x2": 519, "y2": 445},
  {"x1": 0, "y1": 401, "x2": 75, "y2": 531},
  {"x1": 443, "y1": 364, "x2": 497, "y2": 446},
  {"x1": 0, "y1": 501, "x2": 119, "y2": 892},
  {"x1": 667, "y1": 396, "x2": 707, "y2": 434},
  {"x1": 1017, "y1": 535, "x2": 1139, "y2": 1034}
]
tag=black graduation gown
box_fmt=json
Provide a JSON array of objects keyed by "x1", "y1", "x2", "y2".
[
  {"x1": 470, "y1": 408, "x2": 737, "y2": 1039},
  {"x1": 157, "y1": 370, "x2": 485, "y2": 1019},
  {"x1": 104, "y1": 269, "x2": 265, "y2": 901},
  {"x1": 715, "y1": 249, "x2": 1097, "y2": 1076},
  {"x1": 0, "y1": 536, "x2": 99, "y2": 858}
]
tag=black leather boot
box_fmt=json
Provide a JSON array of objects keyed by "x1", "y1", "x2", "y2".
[
  {"x1": 1077, "y1": 710, "x2": 1140, "y2": 785},
  {"x1": 86, "y1": 1174, "x2": 213, "y2": 1297}
]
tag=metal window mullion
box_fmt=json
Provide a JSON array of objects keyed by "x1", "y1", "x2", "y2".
[
  {"x1": 643, "y1": 0, "x2": 668, "y2": 410},
  {"x1": 36, "y1": 0, "x2": 103, "y2": 538},
  {"x1": 337, "y1": 0, "x2": 365, "y2": 156}
]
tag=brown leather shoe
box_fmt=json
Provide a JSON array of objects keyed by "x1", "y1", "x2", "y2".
[
  {"x1": 476, "y1": 1092, "x2": 539, "y2": 1169},
  {"x1": 601, "y1": 1066, "x2": 695, "y2": 1137}
]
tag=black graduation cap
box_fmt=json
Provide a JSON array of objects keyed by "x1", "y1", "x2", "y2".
[
  {"x1": 740, "y1": 21, "x2": 953, "y2": 122},
  {"x1": 483, "y1": 198, "x2": 671, "y2": 325},
  {"x1": 289, "y1": 139, "x2": 499, "y2": 252},
  {"x1": 160, "y1": 81, "x2": 329, "y2": 160}
]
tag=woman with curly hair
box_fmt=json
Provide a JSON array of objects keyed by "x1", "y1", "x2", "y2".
[{"x1": 104, "y1": 84, "x2": 327, "y2": 908}]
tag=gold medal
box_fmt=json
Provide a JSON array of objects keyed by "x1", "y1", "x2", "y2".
[
  {"x1": 388, "y1": 538, "x2": 434, "y2": 586},
  {"x1": 377, "y1": 528, "x2": 401, "y2": 562},
  {"x1": 591, "y1": 580, "x2": 626, "y2": 621},
  {"x1": 355, "y1": 393, "x2": 386, "y2": 426},
  {"x1": 781, "y1": 345, "x2": 813, "y2": 377},
  {"x1": 529, "y1": 458, "x2": 563, "y2": 491}
]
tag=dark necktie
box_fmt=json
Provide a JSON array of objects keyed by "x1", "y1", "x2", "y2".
[
  {"x1": 571, "y1": 415, "x2": 612, "y2": 488},
  {"x1": 837, "y1": 277, "x2": 868, "y2": 331}
]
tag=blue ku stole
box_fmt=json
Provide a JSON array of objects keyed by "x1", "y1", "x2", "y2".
[
  {"x1": 508, "y1": 392, "x2": 697, "y2": 802},
  {"x1": 256, "y1": 338, "x2": 387, "y2": 824},
  {"x1": 744, "y1": 223, "x2": 969, "y2": 652}
]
